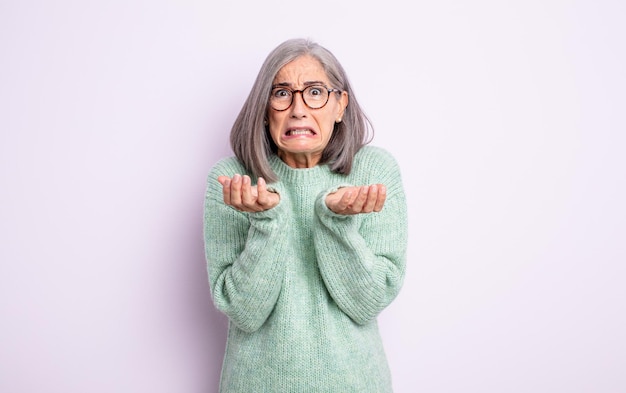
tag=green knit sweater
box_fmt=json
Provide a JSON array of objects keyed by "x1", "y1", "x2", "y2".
[{"x1": 203, "y1": 145, "x2": 408, "y2": 393}]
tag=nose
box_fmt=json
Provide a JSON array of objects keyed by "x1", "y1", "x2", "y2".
[{"x1": 290, "y1": 91, "x2": 308, "y2": 118}]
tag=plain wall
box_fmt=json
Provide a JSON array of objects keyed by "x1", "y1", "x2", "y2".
[{"x1": 1, "y1": 1, "x2": 624, "y2": 392}]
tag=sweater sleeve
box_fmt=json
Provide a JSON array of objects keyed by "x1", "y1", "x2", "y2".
[
  {"x1": 313, "y1": 150, "x2": 408, "y2": 325},
  {"x1": 203, "y1": 161, "x2": 289, "y2": 333}
]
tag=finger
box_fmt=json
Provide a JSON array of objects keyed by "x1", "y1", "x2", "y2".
[
  {"x1": 240, "y1": 175, "x2": 255, "y2": 207},
  {"x1": 219, "y1": 177, "x2": 232, "y2": 205},
  {"x1": 361, "y1": 185, "x2": 379, "y2": 213},
  {"x1": 256, "y1": 177, "x2": 268, "y2": 207},
  {"x1": 350, "y1": 186, "x2": 369, "y2": 212},
  {"x1": 230, "y1": 174, "x2": 243, "y2": 206},
  {"x1": 373, "y1": 184, "x2": 387, "y2": 212},
  {"x1": 337, "y1": 188, "x2": 355, "y2": 213}
]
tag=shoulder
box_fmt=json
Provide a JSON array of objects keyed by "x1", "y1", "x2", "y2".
[
  {"x1": 350, "y1": 145, "x2": 405, "y2": 192},
  {"x1": 207, "y1": 156, "x2": 248, "y2": 180},
  {"x1": 353, "y1": 145, "x2": 400, "y2": 171}
]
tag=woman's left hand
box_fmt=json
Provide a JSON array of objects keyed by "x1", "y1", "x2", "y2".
[{"x1": 325, "y1": 184, "x2": 387, "y2": 215}]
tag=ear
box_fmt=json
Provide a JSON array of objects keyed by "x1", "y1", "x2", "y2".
[{"x1": 336, "y1": 91, "x2": 349, "y2": 122}]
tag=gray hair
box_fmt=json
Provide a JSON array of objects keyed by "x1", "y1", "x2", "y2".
[{"x1": 230, "y1": 38, "x2": 374, "y2": 183}]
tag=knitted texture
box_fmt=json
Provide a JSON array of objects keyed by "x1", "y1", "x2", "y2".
[{"x1": 203, "y1": 145, "x2": 408, "y2": 393}]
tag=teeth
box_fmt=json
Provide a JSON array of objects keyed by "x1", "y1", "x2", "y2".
[{"x1": 289, "y1": 129, "x2": 312, "y2": 135}]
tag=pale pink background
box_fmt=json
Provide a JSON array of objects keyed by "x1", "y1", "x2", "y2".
[{"x1": 1, "y1": 1, "x2": 625, "y2": 392}]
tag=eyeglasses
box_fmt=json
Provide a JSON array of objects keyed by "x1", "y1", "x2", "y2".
[{"x1": 269, "y1": 85, "x2": 341, "y2": 111}]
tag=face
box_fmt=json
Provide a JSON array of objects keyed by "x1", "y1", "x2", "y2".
[{"x1": 267, "y1": 55, "x2": 348, "y2": 168}]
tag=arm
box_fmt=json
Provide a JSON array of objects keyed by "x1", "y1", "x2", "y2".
[
  {"x1": 313, "y1": 153, "x2": 408, "y2": 325},
  {"x1": 203, "y1": 164, "x2": 288, "y2": 333}
]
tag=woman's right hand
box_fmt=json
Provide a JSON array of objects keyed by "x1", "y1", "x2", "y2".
[{"x1": 217, "y1": 174, "x2": 280, "y2": 212}]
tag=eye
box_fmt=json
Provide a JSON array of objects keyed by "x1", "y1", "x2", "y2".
[
  {"x1": 308, "y1": 86, "x2": 324, "y2": 96},
  {"x1": 272, "y1": 88, "x2": 291, "y2": 98}
]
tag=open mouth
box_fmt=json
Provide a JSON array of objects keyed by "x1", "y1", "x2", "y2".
[{"x1": 286, "y1": 128, "x2": 315, "y2": 136}]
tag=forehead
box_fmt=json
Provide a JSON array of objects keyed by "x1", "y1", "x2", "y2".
[{"x1": 273, "y1": 55, "x2": 329, "y2": 85}]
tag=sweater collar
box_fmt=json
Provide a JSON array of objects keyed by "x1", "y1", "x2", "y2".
[{"x1": 269, "y1": 154, "x2": 333, "y2": 184}]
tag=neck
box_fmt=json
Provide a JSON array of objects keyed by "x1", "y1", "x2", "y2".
[{"x1": 278, "y1": 151, "x2": 321, "y2": 168}]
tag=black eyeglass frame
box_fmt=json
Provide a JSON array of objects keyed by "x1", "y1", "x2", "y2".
[{"x1": 269, "y1": 85, "x2": 342, "y2": 111}]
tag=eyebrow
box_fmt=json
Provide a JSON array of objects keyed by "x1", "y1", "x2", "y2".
[{"x1": 272, "y1": 80, "x2": 327, "y2": 88}]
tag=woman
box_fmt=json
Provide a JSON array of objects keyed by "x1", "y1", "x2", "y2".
[{"x1": 203, "y1": 38, "x2": 408, "y2": 392}]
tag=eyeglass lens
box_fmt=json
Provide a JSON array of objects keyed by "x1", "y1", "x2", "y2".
[{"x1": 270, "y1": 86, "x2": 330, "y2": 111}]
